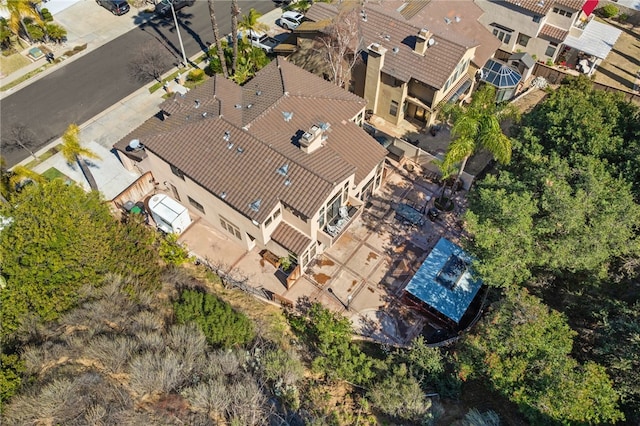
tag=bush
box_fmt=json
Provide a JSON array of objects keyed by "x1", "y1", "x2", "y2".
[
  {"x1": 40, "y1": 8, "x2": 53, "y2": 22},
  {"x1": 174, "y1": 289, "x2": 255, "y2": 348},
  {"x1": 600, "y1": 4, "x2": 618, "y2": 18},
  {"x1": 45, "y1": 23, "x2": 67, "y2": 43},
  {"x1": 187, "y1": 68, "x2": 205, "y2": 82},
  {"x1": 618, "y1": 13, "x2": 629, "y2": 22}
]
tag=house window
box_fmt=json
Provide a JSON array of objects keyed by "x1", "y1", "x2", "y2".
[
  {"x1": 492, "y1": 28, "x2": 512, "y2": 44},
  {"x1": 273, "y1": 208, "x2": 281, "y2": 219},
  {"x1": 169, "y1": 183, "x2": 180, "y2": 201},
  {"x1": 517, "y1": 33, "x2": 531, "y2": 47},
  {"x1": 389, "y1": 100, "x2": 398, "y2": 116},
  {"x1": 553, "y1": 7, "x2": 573, "y2": 17},
  {"x1": 533, "y1": 15, "x2": 541, "y2": 23},
  {"x1": 188, "y1": 196, "x2": 205, "y2": 213},
  {"x1": 318, "y1": 206, "x2": 325, "y2": 228},
  {"x1": 265, "y1": 216, "x2": 273, "y2": 227},
  {"x1": 170, "y1": 164, "x2": 185, "y2": 180},
  {"x1": 545, "y1": 42, "x2": 558, "y2": 57},
  {"x1": 220, "y1": 216, "x2": 241, "y2": 240}
]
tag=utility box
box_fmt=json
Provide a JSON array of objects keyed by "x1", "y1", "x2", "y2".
[{"x1": 148, "y1": 194, "x2": 192, "y2": 235}]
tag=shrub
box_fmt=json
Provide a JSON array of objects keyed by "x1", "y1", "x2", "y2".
[
  {"x1": 159, "y1": 233, "x2": 191, "y2": 266},
  {"x1": 174, "y1": 289, "x2": 255, "y2": 348},
  {"x1": 40, "y1": 8, "x2": 53, "y2": 22},
  {"x1": 618, "y1": 13, "x2": 629, "y2": 22},
  {"x1": 45, "y1": 23, "x2": 67, "y2": 43},
  {"x1": 600, "y1": 4, "x2": 618, "y2": 18},
  {"x1": 187, "y1": 68, "x2": 205, "y2": 82}
]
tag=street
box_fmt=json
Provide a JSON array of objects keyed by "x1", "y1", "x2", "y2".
[{"x1": 0, "y1": 1, "x2": 275, "y2": 167}]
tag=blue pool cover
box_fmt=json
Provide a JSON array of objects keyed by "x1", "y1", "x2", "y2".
[{"x1": 404, "y1": 238, "x2": 483, "y2": 323}]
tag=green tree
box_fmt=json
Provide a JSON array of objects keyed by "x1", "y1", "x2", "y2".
[
  {"x1": 293, "y1": 303, "x2": 375, "y2": 385},
  {"x1": 60, "y1": 123, "x2": 101, "y2": 191},
  {"x1": 458, "y1": 287, "x2": 623, "y2": 424},
  {"x1": 207, "y1": 0, "x2": 228, "y2": 78},
  {"x1": 440, "y1": 84, "x2": 519, "y2": 186},
  {"x1": 174, "y1": 289, "x2": 254, "y2": 348},
  {"x1": 0, "y1": 0, "x2": 41, "y2": 42},
  {"x1": 230, "y1": 0, "x2": 239, "y2": 75},
  {"x1": 367, "y1": 363, "x2": 432, "y2": 422},
  {"x1": 0, "y1": 181, "x2": 114, "y2": 337},
  {"x1": 238, "y1": 8, "x2": 269, "y2": 38},
  {"x1": 44, "y1": 22, "x2": 66, "y2": 43}
]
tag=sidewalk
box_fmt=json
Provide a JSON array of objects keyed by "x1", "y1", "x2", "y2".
[
  {"x1": 0, "y1": 1, "x2": 155, "y2": 98},
  {"x1": 11, "y1": 6, "x2": 286, "y2": 199}
]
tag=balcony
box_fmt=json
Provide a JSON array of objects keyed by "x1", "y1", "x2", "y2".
[{"x1": 318, "y1": 204, "x2": 362, "y2": 246}]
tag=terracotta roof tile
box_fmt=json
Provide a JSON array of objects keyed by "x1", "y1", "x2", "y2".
[
  {"x1": 115, "y1": 59, "x2": 387, "y2": 224},
  {"x1": 307, "y1": 3, "x2": 471, "y2": 88},
  {"x1": 501, "y1": 0, "x2": 585, "y2": 14},
  {"x1": 271, "y1": 222, "x2": 312, "y2": 254},
  {"x1": 539, "y1": 24, "x2": 569, "y2": 41}
]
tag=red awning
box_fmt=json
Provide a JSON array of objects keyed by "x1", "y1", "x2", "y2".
[{"x1": 582, "y1": 0, "x2": 598, "y2": 16}]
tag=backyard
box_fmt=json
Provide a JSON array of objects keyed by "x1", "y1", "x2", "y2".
[{"x1": 592, "y1": 16, "x2": 640, "y2": 92}]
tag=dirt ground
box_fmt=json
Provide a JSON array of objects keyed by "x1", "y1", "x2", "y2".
[{"x1": 591, "y1": 17, "x2": 640, "y2": 92}]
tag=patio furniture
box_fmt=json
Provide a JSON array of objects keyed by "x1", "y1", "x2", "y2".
[
  {"x1": 339, "y1": 206, "x2": 349, "y2": 219},
  {"x1": 395, "y1": 203, "x2": 424, "y2": 226},
  {"x1": 261, "y1": 250, "x2": 280, "y2": 268}
]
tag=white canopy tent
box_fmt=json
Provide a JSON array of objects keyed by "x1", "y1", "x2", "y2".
[{"x1": 562, "y1": 20, "x2": 622, "y2": 75}]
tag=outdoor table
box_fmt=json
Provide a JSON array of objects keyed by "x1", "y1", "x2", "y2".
[{"x1": 395, "y1": 203, "x2": 424, "y2": 226}]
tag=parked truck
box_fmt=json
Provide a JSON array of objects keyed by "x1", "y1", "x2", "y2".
[{"x1": 229, "y1": 30, "x2": 280, "y2": 54}]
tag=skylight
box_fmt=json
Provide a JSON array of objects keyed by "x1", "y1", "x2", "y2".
[{"x1": 282, "y1": 111, "x2": 294, "y2": 122}]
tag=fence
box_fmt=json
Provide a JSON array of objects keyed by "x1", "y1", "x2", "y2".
[{"x1": 532, "y1": 62, "x2": 640, "y2": 104}]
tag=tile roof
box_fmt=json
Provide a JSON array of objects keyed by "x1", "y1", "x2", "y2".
[
  {"x1": 115, "y1": 59, "x2": 387, "y2": 224},
  {"x1": 377, "y1": 0, "x2": 502, "y2": 69},
  {"x1": 271, "y1": 222, "x2": 312, "y2": 255},
  {"x1": 306, "y1": 3, "x2": 472, "y2": 89},
  {"x1": 501, "y1": 0, "x2": 585, "y2": 14},
  {"x1": 538, "y1": 24, "x2": 569, "y2": 41}
]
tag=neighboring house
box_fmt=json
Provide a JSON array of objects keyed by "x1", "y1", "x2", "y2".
[
  {"x1": 114, "y1": 58, "x2": 387, "y2": 271},
  {"x1": 301, "y1": 3, "x2": 483, "y2": 128},
  {"x1": 475, "y1": 0, "x2": 596, "y2": 62}
]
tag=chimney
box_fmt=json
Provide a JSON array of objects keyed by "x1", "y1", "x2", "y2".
[
  {"x1": 299, "y1": 124, "x2": 324, "y2": 154},
  {"x1": 415, "y1": 28, "x2": 432, "y2": 55},
  {"x1": 364, "y1": 43, "x2": 387, "y2": 113}
]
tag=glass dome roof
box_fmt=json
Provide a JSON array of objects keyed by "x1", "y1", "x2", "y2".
[{"x1": 481, "y1": 59, "x2": 522, "y2": 88}]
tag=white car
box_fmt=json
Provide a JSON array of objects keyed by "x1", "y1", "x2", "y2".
[{"x1": 279, "y1": 11, "x2": 304, "y2": 30}]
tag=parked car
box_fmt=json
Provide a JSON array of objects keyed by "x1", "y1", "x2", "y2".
[
  {"x1": 279, "y1": 11, "x2": 305, "y2": 30},
  {"x1": 228, "y1": 30, "x2": 280, "y2": 54},
  {"x1": 96, "y1": 0, "x2": 130, "y2": 15},
  {"x1": 155, "y1": 0, "x2": 194, "y2": 17},
  {"x1": 272, "y1": 0, "x2": 292, "y2": 6}
]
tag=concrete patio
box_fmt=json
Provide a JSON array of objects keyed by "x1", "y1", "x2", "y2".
[{"x1": 177, "y1": 165, "x2": 469, "y2": 346}]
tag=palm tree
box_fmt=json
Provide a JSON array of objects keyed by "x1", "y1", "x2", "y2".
[
  {"x1": 230, "y1": 0, "x2": 240, "y2": 76},
  {"x1": 60, "y1": 124, "x2": 101, "y2": 191},
  {"x1": 238, "y1": 8, "x2": 269, "y2": 38},
  {"x1": 0, "y1": 0, "x2": 42, "y2": 43},
  {"x1": 207, "y1": 0, "x2": 228, "y2": 78},
  {"x1": 440, "y1": 85, "x2": 519, "y2": 187}
]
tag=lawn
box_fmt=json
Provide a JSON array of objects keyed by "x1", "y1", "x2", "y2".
[
  {"x1": 41, "y1": 167, "x2": 68, "y2": 182},
  {"x1": 0, "y1": 52, "x2": 30, "y2": 77}
]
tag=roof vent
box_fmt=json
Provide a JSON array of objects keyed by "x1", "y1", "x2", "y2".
[
  {"x1": 194, "y1": 99, "x2": 201, "y2": 108},
  {"x1": 360, "y1": 10, "x2": 367, "y2": 21},
  {"x1": 236, "y1": 146, "x2": 244, "y2": 154},
  {"x1": 246, "y1": 103, "x2": 253, "y2": 109},
  {"x1": 256, "y1": 90, "x2": 262, "y2": 96},
  {"x1": 428, "y1": 38, "x2": 436, "y2": 46},
  {"x1": 537, "y1": 0, "x2": 544, "y2": 6},
  {"x1": 444, "y1": 17, "x2": 452, "y2": 24},
  {"x1": 384, "y1": 34, "x2": 391, "y2": 41},
  {"x1": 392, "y1": 46, "x2": 400, "y2": 54},
  {"x1": 282, "y1": 111, "x2": 294, "y2": 122},
  {"x1": 227, "y1": 142, "x2": 234, "y2": 149},
  {"x1": 235, "y1": 104, "x2": 242, "y2": 109},
  {"x1": 220, "y1": 191, "x2": 227, "y2": 199},
  {"x1": 202, "y1": 112, "x2": 207, "y2": 118},
  {"x1": 223, "y1": 131, "x2": 231, "y2": 142},
  {"x1": 277, "y1": 164, "x2": 289, "y2": 176},
  {"x1": 249, "y1": 199, "x2": 261, "y2": 212},
  {"x1": 284, "y1": 178, "x2": 292, "y2": 186},
  {"x1": 455, "y1": 16, "x2": 461, "y2": 22},
  {"x1": 128, "y1": 139, "x2": 144, "y2": 151}
]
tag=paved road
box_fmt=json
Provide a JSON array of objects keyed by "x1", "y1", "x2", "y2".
[{"x1": 1, "y1": 1, "x2": 275, "y2": 167}]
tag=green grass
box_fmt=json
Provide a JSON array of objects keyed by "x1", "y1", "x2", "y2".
[
  {"x1": 41, "y1": 167, "x2": 65, "y2": 181},
  {"x1": 0, "y1": 52, "x2": 30, "y2": 76},
  {"x1": 24, "y1": 145, "x2": 61, "y2": 168}
]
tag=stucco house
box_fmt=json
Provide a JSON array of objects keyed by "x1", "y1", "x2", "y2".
[
  {"x1": 475, "y1": 0, "x2": 597, "y2": 62},
  {"x1": 114, "y1": 58, "x2": 387, "y2": 272},
  {"x1": 298, "y1": 2, "x2": 499, "y2": 128}
]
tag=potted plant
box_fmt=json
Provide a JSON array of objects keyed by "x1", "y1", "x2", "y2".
[{"x1": 278, "y1": 256, "x2": 295, "y2": 275}]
